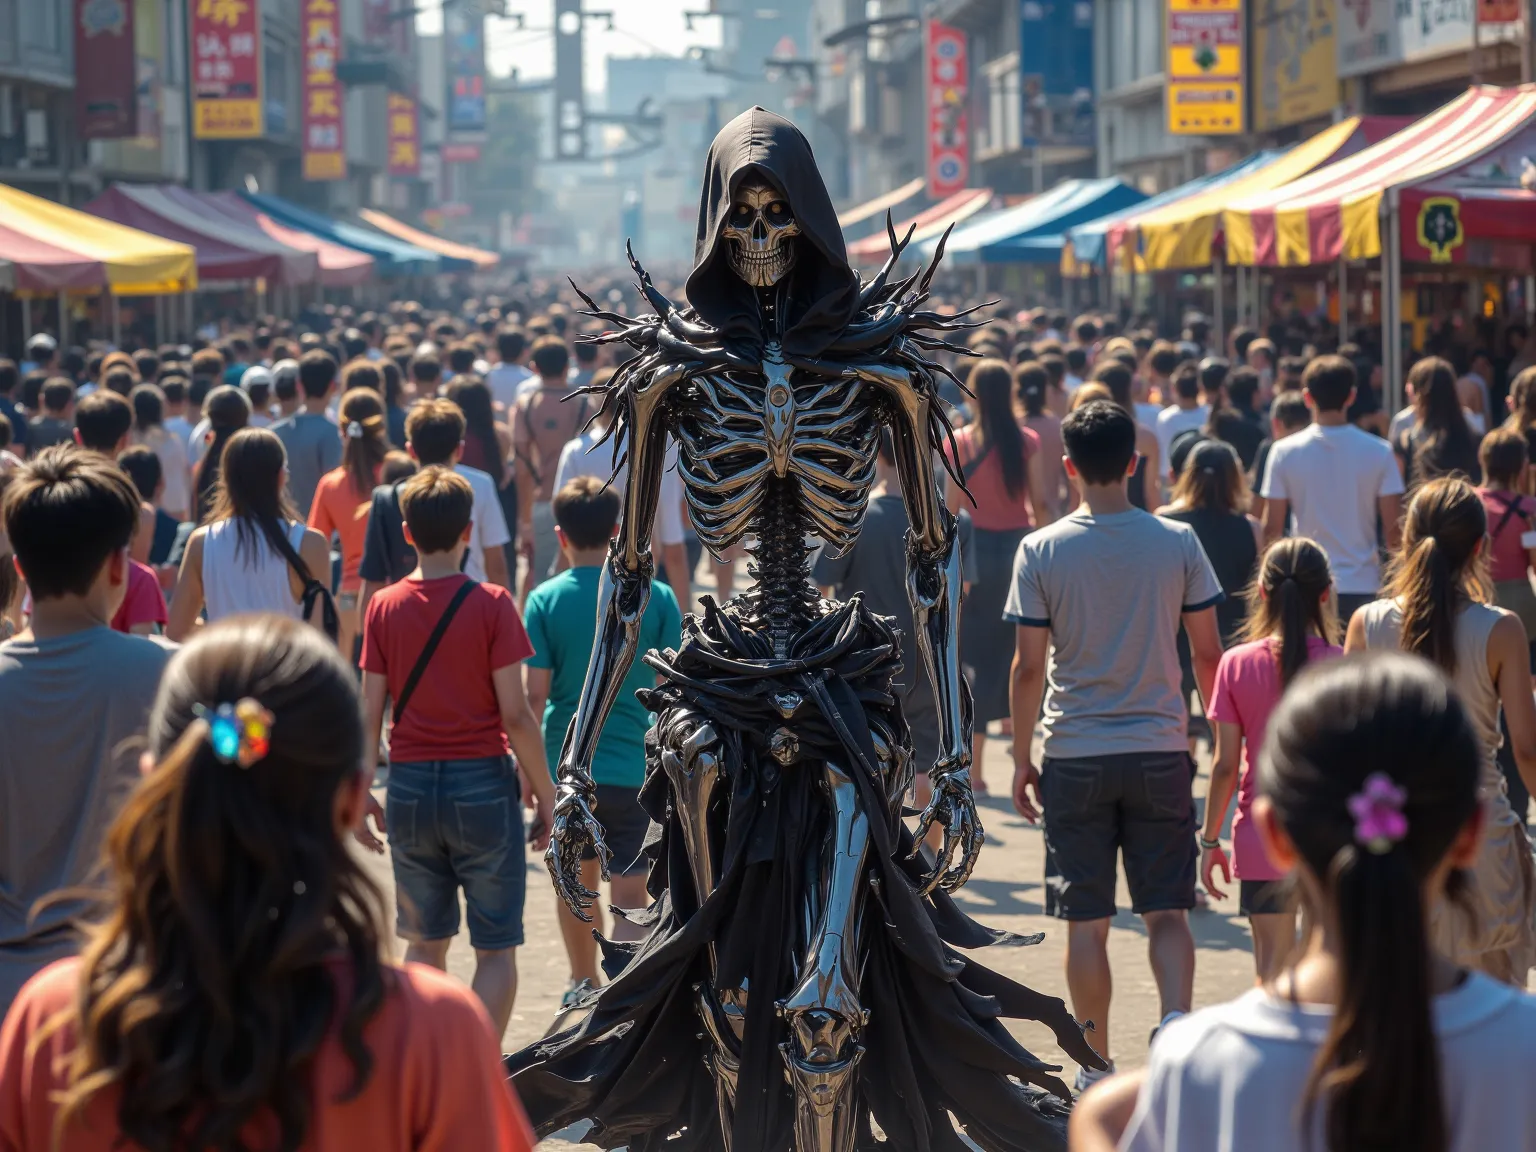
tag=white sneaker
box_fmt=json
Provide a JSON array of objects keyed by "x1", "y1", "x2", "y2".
[{"x1": 1074, "y1": 1059, "x2": 1116, "y2": 1094}]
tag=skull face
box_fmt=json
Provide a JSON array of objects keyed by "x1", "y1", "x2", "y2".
[{"x1": 722, "y1": 181, "x2": 800, "y2": 288}]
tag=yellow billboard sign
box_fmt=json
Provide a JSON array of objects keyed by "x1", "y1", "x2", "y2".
[
  {"x1": 1167, "y1": 0, "x2": 1245, "y2": 136},
  {"x1": 1252, "y1": 0, "x2": 1338, "y2": 131}
]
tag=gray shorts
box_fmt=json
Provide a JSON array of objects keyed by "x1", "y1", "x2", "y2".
[
  {"x1": 529, "y1": 500, "x2": 558, "y2": 593},
  {"x1": 1040, "y1": 751, "x2": 1196, "y2": 920},
  {"x1": 583, "y1": 784, "x2": 652, "y2": 877}
]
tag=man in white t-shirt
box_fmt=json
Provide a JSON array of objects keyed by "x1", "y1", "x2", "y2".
[
  {"x1": 485, "y1": 328, "x2": 532, "y2": 412},
  {"x1": 1153, "y1": 361, "x2": 1210, "y2": 474},
  {"x1": 1261, "y1": 354, "x2": 1403, "y2": 623},
  {"x1": 553, "y1": 420, "x2": 692, "y2": 613}
]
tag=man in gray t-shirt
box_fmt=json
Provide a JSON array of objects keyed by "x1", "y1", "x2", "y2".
[
  {"x1": 270, "y1": 350, "x2": 341, "y2": 518},
  {"x1": 1004, "y1": 400, "x2": 1224, "y2": 1086}
]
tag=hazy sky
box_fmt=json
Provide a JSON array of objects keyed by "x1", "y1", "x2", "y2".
[{"x1": 417, "y1": 0, "x2": 725, "y2": 89}]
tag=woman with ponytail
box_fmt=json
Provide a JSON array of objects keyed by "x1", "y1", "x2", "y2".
[
  {"x1": 1346, "y1": 476, "x2": 1536, "y2": 981},
  {"x1": 1072, "y1": 652, "x2": 1536, "y2": 1152},
  {"x1": 1199, "y1": 537, "x2": 1341, "y2": 979},
  {"x1": 310, "y1": 388, "x2": 389, "y2": 659},
  {"x1": 191, "y1": 384, "x2": 251, "y2": 521},
  {"x1": 0, "y1": 616, "x2": 536, "y2": 1149}
]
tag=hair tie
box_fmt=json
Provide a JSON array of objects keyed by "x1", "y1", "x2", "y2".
[
  {"x1": 1348, "y1": 771, "x2": 1408, "y2": 854},
  {"x1": 193, "y1": 699, "x2": 275, "y2": 769},
  {"x1": 346, "y1": 421, "x2": 363, "y2": 439}
]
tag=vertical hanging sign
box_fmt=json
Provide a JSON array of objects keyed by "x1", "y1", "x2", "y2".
[
  {"x1": 76, "y1": 0, "x2": 138, "y2": 139},
  {"x1": 1167, "y1": 0, "x2": 1246, "y2": 135},
  {"x1": 445, "y1": 0, "x2": 488, "y2": 138},
  {"x1": 301, "y1": 0, "x2": 346, "y2": 181},
  {"x1": 190, "y1": 0, "x2": 262, "y2": 138},
  {"x1": 924, "y1": 21, "x2": 969, "y2": 199},
  {"x1": 387, "y1": 93, "x2": 421, "y2": 177},
  {"x1": 1020, "y1": 0, "x2": 1095, "y2": 147}
]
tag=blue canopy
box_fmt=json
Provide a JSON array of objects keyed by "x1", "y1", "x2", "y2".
[
  {"x1": 239, "y1": 192, "x2": 460, "y2": 275},
  {"x1": 929, "y1": 178, "x2": 1148, "y2": 265},
  {"x1": 1063, "y1": 151, "x2": 1286, "y2": 270}
]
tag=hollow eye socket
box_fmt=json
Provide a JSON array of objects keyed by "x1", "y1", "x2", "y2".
[
  {"x1": 765, "y1": 202, "x2": 793, "y2": 226},
  {"x1": 731, "y1": 203, "x2": 754, "y2": 221}
]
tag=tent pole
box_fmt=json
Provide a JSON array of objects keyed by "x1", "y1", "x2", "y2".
[
  {"x1": 1212, "y1": 254, "x2": 1225, "y2": 356},
  {"x1": 1384, "y1": 195, "x2": 1403, "y2": 415},
  {"x1": 58, "y1": 291, "x2": 68, "y2": 350},
  {"x1": 21, "y1": 296, "x2": 31, "y2": 345},
  {"x1": 1338, "y1": 255, "x2": 1347, "y2": 342},
  {"x1": 111, "y1": 293, "x2": 121, "y2": 348}
]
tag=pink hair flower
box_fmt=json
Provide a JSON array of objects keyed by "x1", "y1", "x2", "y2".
[{"x1": 1348, "y1": 772, "x2": 1409, "y2": 855}]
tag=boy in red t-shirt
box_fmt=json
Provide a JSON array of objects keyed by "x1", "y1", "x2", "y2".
[{"x1": 359, "y1": 466, "x2": 555, "y2": 1037}]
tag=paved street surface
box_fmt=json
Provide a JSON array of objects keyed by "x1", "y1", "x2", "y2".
[{"x1": 359, "y1": 728, "x2": 1256, "y2": 1150}]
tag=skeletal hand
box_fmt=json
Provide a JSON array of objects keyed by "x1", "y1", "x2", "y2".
[
  {"x1": 545, "y1": 779, "x2": 611, "y2": 920},
  {"x1": 911, "y1": 762, "x2": 984, "y2": 895}
]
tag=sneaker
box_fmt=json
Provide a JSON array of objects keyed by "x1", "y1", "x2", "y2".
[
  {"x1": 1073, "y1": 1059, "x2": 1116, "y2": 1095},
  {"x1": 1149, "y1": 1010, "x2": 1186, "y2": 1046}
]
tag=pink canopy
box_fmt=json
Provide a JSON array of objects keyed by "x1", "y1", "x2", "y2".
[{"x1": 199, "y1": 191, "x2": 376, "y2": 288}]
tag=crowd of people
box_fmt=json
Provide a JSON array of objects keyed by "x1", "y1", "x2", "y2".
[{"x1": 0, "y1": 283, "x2": 1535, "y2": 1151}]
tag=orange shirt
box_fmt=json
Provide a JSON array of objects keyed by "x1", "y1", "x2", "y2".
[
  {"x1": 308, "y1": 467, "x2": 375, "y2": 592},
  {"x1": 0, "y1": 958, "x2": 535, "y2": 1152}
]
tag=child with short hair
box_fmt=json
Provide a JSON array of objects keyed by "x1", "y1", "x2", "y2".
[
  {"x1": 522, "y1": 476, "x2": 681, "y2": 1006},
  {"x1": 360, "y1": 465, "x2": 555, "y2": 1037}
]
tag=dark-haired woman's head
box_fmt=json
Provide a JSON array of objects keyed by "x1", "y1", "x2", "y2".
[
  {"x1": 51, "y1": 615, "x2": 385, "y2": 1149},
  {"x1": 1479, "y1": 426, "x2": 1527, "y2": 490},
  {"x1": 209, "y1": 428, "x2": 300, "y2": 559},
  {"x1": 1062, "y1": 400, "x2": 1135, "y2": 487},
  {"x1": 1408, "y1": 356, "x2": 1473, "y2": 450},
  {"x1": 1386, "y1": 476, "x2": 1489, "y2": 674},
  {"x1": 194, "y1": 386, "x2": 252, "y2": 518},
  {"x1": 1257, "y1": 651, "x2": 1483, "y2": 1152},
  {"x1": 1170, "y1": 438, "x2": 1247, "y2": 515},
  {"x1": 1088, "y1": 359, "x2": 1134, "y2": 414},
  {"x1": 129, "y1": 383, "x2": 164, "y2": 431},
  {"x1": 1243, "y1": 536, "x2": 1337, "y2": 685},
  {"x1": 1015, "y1": 361, "x2": 1048, "y2": 418},
  {"x1": 339, "y1": 387, "x2": 389, "y2": 498},
  {"x1": 965, "y1": 358, "x2": 1027, "y2": 500}
]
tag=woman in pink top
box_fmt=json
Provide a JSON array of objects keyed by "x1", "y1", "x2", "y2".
[
  {"x1": 946, "y1": 359, "x2": 1051, "y2": 785},
  {"x1": 1201, "y1": 537, "x2": 1342, "y2": 980}
]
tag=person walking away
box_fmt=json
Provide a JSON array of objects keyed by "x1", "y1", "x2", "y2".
[
  {"x1": 1197, "y1": 361, "x2": 1264, "y2": 471},
  {"x1": 1072, "y1": 652, "x2": 1536, "y2": 1152},
  {"x1": 1017, "y1": 361, "x2": 1068, "y2": 519},
  {"x1": 1199, "y1": 538, "x2": 1342, "y2": 981},
  {"x1": 948, "y1": 358, "x2": 1051, "y2": 788},
  {"x1": 523, "y1": 477, "x2": 681, "y2": 1008},
  {"x1": 1260, "y1": 356, "x2": 1404, "y2": 623},
  {"x1": 26, "y1": 378, "x2": 74, "y2": 453},
  {"x1": 446, "y1": 375, "x2": 519, "y2": 584},
  {"x1": 239, "y1": 365, "x2": 275, "y2": 427},
  {"x1": 130, "y1": 383, "x2": 190, "y2": 522},
  {"x1": 116, "y1": 446, "x2": 181, "y2": 574},
  {"x1": 1088, "y1": 360, "x2": 1160, "y2": 509},
  {"x1": 486, "y1": 327, "x2": 532, "y2": 411},
  {"x1": 1477, "y1": 427, "x2": 1536, "y2": 824},
  {"x1": 167, "y1": 429, "x2": 334, "y2": 642},
  {"x1": 0, "y1": 449, "x2": 172, "y2": 1012},
  {"x1": 270, "y1": 349, "x2": 342, "y2": 519},
  {"x1": 359, "y1": 466, "x2": 555, "y2": 1036},
  {"x1": 1345, "y1": 477, "x2": 1536, "y2": 982},
  {"x1": 1395, "y1": 356, "x2": 1483, "y2": 497},
  {"x1": 1007, "y1": 400, "x2": 1226, "y2": 1086},
  {"x1": 0, "y1": 359, "x2": 28, "y2": 460},
  {"x1": 511, "y1": 336, "x2": 589, "y2": 596},
  {"x1": 190, "y1": 386, "x2": 251, "y2": 522},
  {"x1": 1154, "y1": 361, "x2": 1208, "y2": 473},
  {"x1": 1248, "y1": 391, "x2": 1311, "y2": 525},
  {"x1": 310, "y1": 389, "x2": 390, "y2": 663},
  {"x1": 1157, "y1": 440, "x2": 1261, "y2": 753},
  {"x1": 0, "y1": 615, "x2": 537, "y2": 1150}
]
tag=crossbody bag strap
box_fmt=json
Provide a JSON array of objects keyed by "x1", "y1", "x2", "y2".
[
  {"x1": 393, "y1": 579, "x2": 477, "y2": 720},
  {"x1": 961, "y1": 435, "x2": 993, "y2": 482},
  {"x1": 267, "y1": 520, "x2": 339, "y2": 643}
]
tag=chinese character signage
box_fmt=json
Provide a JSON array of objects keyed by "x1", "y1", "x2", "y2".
[
  {"x1": 1167, "y1": 0, "x2": 1245, "y2": 135},
  {"x1": 75, "y1": 0, "x2": 137, "y2": 139},
  {"x1": 1019, "y1": 0, "x2": 1094, "y2": 148},
  {"x1": 924, "y1": 21, "x2": 969, "y2": 198},
  {"x1": 1253, "y1": 0, "x2": 1338, "y2": 131},
  {"x1": 1338, "y1": 0, "x2": 1483, "y2": 77},
  {"x1": 302, "y1": 0, "x2": 346, "y2": 182},
  {"x1": 387, "y1": 93, "x2": 420, "y2": 177},
  {"x1": 190, "y1": 0, "x2": 262, "y2": 138},
  {"x1": 445, "y1": 1, "x2": 487, "y2": 137}
]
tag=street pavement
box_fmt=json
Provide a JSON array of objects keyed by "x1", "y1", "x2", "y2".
[{"x1": 358, "y1": 730, "x2": 1259, "y2": 1150}]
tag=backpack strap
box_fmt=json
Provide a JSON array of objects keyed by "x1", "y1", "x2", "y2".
[{"x1": 393, "y1": 579, "x2": 477, "y2": 720}]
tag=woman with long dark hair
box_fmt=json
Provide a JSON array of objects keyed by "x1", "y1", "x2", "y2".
[
  {"x1": 168, "y1": 428, "x2": 335, "y2": 643},
  {"x1": 947, "y1": 357, "x2": 1050, "y2": 785},
  {"x1": 1017, "y1": 361, "x2": 1067, "y2": 519},
  {"x1": 380, "y1": 358, "x2": 409, "y2": 449},
  {"x1": 446, "y1": 374, "x2": 519, "y2": 586},
  {"x1": 1200, "y1": 538, "x2": 1341, "y2": 980},
  {"x1": 1396, "y1": 356, "x2": 1482, "y2": 494},
  {"x1": 310, "y1": 388, "x2": 389, "y2": 660},
  {"x1": 1088, "y1": 359, "x2": 1160, "y2": 509},
  {"x1": 0, "y1": 616, "x2": 536, "y2": 1149},
  {"x1": 1074, "y1": 652, "x2": 1536, "y2": 1152},
  {"x1": 1502, "y1": 365, "x2": 1536, "y2": 493},
  {"x1": 1347, "y1": 477, "x2": 1536, "y2": 981},
  {"x1": 191, "y1": 385, "x2": 251, "y2": 521}
]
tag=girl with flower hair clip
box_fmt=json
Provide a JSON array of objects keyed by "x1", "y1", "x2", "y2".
[{"x1": 1072, "y1": 652, "x2": 1536, "y2": 1152}]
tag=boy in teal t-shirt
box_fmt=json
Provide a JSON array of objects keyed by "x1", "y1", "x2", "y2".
[{"x1": 523, "y1": 476, "x2": 682, "y2": 998}]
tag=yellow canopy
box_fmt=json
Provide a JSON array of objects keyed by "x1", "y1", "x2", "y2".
[
  {"x1": 1134, "y1": 118, "x2": 1376, "y2": 271},
  {"x1": 0, "y1": 182, "x2": 196, "y2": 295},
  {"x1": 358, "y1": 208, "x2": 500, "y2": 268}
]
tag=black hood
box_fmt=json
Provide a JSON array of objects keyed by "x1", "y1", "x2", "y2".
[{"x1": 685, "y1": 107, "x2": 860, "y2": 359}]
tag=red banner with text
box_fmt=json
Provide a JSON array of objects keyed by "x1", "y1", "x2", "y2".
[
  {"x1": 387, "y1": 93, "x2": 420, "y2": 177},
  {"x1": 191, "y1": 0, "x2": 262, "y2": 138},
  {"x1": 302, "y1": 0, "x2": 346, "y2": 181},
  {"x1": 75, "y1": 0, "x2": 138, "y2": 139},
  {"x1": 925, "y1": 21, "x2": 969, "y2": 200}
]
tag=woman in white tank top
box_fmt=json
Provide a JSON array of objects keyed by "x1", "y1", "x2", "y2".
[
  {"x1": 1344, "y1": 476, "x2": 1536, "y2": 983},
  {"x1": 167, "y1": 428, "x2": 332, "y2": 642}
]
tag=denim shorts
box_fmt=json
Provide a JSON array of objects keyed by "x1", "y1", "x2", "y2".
[{"x1": 386, "y1": 755, "x2": 526, "y2": 949}]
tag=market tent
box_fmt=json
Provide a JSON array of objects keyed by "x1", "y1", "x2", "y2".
[
  {"x1": 240, "y1": 192, "x2": 451, "y2": 276},
  {"x1": 1224, "y1": 86, "x2": 1536, "y2": 266},
  {"x1": 846, "y1": 188, "x2": 994, "y2": 262},
  {"x1": 1061, "y1": 151, "x2": 1284, "y2": 275},
  {"x1": 358, "y1": 208, "x2": 499, "y2": 268},
  {"x1": 1134, "y1": 116, "x2": 1407, "y2": 270},
  {"x1": 0, "y1": 182, "x2": 195, "y2": 294},
  {"x1": 837, "y1": 178, "x2": 926, "y2": 239},
  {"x1": 84, "y1": 183, "x2": 319, "y2": 286},
  {"x1": 198, "y1": 192, "x2": 375, "y2": 287},
  {"x1": 930, "y1": 179, "x2": 1146, "y2": 265}
]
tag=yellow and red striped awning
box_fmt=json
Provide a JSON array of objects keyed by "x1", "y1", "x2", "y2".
[{"x1": 1223, "y1": 85, "x2": 1536, "y2": 267}]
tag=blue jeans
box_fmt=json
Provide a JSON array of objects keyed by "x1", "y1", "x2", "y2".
[{"x1": 386, "y1": 756, "x2": 526, "y2": 949}]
